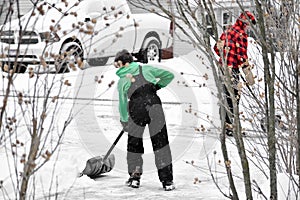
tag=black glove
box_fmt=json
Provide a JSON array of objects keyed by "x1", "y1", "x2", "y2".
[{"x1": 120, "y1": 121, "x2": 129, "y2": 132}]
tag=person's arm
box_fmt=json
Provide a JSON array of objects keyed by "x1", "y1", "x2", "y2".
[
  {"x1": 214, "y1": 32, "x2": 226, "y2": 56},
  {"x1": 118, "y1": 80, "x2": 129, "y2": 122},
  {"x1": 234, "y1": 31, "x2": 254, "y2": 85},
  {"x1": 150, "y1": 67, "x2": 174, "y2": 89}
]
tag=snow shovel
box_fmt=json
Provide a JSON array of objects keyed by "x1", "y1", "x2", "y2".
[{"x1": 78, "y1": 130, "x2": 125, "y2": 179}]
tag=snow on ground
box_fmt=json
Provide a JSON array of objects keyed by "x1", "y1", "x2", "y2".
[{"x1": 0, "y1": 49, "x2": 298, "y2": 199}]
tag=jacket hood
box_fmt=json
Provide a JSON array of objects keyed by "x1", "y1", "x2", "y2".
[
  {"x1": 235, "y1": 11, "x2": 256, "y2": 28},
  {"x1": 116, "y1": 62, "x2": 139, "y2": 78}
]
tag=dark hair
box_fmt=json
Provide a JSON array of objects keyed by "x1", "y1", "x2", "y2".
[{"x1": 114, "y1": 49, "x2": 133, "y2": 65}]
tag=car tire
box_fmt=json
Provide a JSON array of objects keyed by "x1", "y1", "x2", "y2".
[
  {"x1": 57, "y1": 42, "x2": 83, "y2": 73},
  {"x1": 1, "y1": 63, "x2": 26, "y2": 73},
  {"x1": 17, "y1": 64, "x2": 27, "y2": 73},
  {"x1": 142, "y1": 37, "x2": 161, "y2": 63}
]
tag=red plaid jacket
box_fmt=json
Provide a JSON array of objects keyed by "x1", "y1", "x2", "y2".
[{"x1": 214, "y1": 15, "x2": 250, "y2": 69}]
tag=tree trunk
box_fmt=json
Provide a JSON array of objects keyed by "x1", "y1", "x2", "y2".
[
  {"x1": 268, "y1": 55, "x2": 277, "y2": 200},
  {"x1": 20, "y1": 119, "x2": 39, "y2": 200},
  {"x1": 203, "y1": 24, "x2": 239, "y2": 199},
  {"x1": 0, "y1": 76, "x2": 13, "y2": 134},
  {"x1": 203, "y1": 19, "x2": 239, "y2": 200},
  {"x1": 231, "y1": 92, "x2": 253, "y2": 200},
  {"x1": 297, "y1": 61, "x2": 300, "y2": 180},
  {"x1": 254, "y1": 1, "x2": 277, "y2": 199},
  {"x1": 220, "y1": 103, "x2": 239, "y2": 199}
]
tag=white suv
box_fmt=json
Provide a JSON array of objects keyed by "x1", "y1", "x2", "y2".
[{"x1": 0, "y1": 0, "x2": 173, "y2": 73}]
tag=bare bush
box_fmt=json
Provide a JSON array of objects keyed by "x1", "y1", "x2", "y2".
[{"x1": 127, "y1": 0, "x2": 299, "y2": 199}]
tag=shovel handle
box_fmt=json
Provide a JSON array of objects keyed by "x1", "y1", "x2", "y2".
[{"x1": 103, "y1": 130, "x2": 125, "y2": 161}]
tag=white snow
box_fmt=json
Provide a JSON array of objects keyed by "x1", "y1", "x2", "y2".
[{"x1": 0, "y1": 46, "x2": 298, "y2": 199}]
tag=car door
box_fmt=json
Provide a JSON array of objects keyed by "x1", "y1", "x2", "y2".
[
  {"x1": 97, "y1": 0, "x2": 135, "y2": 56},
  {"x1": 79, "y1": 0, "x2": 105, "y2": 60}
]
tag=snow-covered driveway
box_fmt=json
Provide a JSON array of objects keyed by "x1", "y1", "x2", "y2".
[
  {"x1": 0, "y1": 52, "x2": 225, "y2": 199},
  {"x1": 1, "y1": 50, "x2": 296, "y2": 199}
]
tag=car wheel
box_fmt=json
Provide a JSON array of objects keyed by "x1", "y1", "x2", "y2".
[
  {"x1": 16, "y1": 64, "x2": 27, "y2": 73},
  {"x1": 57, "y1": 42, "x2": 83, "y2": 73},
  {"x1": 143, "y1": 38, "x2": 161, "y2": 63},
  {"x1": 1, "y1": 63, "x2": 26, "y2": 73}
]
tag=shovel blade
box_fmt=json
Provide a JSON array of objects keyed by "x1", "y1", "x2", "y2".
[{"x1": 81, "y1": 154, "x2": 115, "y2": 179}]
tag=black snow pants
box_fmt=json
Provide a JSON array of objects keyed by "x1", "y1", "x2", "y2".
[
  {"x1": 127, "y1": 86, "x2": 173, "y2": 183},
  {"x1": 223, "y1": 68, "x2": 240, "y2": 125}
]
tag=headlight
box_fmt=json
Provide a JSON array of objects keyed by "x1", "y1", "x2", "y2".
[{"x1": 39, "y1": 32, "x2": 60, "y2": 43}]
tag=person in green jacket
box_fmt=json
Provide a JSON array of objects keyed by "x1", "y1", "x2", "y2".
[{"x1": 115, "y1": 49, "x2": 175, "y2": 191}]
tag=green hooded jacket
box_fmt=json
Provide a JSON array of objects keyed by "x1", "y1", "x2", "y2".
[{"x1": 116, "y1": 62, "x2": 174, "y2": 122}]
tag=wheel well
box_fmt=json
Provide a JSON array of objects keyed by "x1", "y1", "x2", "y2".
[
  {"x1": 141, "y1": 31, "x2": 161, "y2": 49},
  {"x1": 134, "y1": 32, "x2": 162, "y2": 63},
  {"x1": 61, "y1": 37, "x2": 84, "y2": 58}
]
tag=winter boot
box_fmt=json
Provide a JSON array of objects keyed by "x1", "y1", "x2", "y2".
[
  {"x1": 225, "y1": 128, "x2": 233, "y2": 137},
  {"x1": 126, "y1": 166, "x2": 141, "y2": 188},
  {"x1": 126, "y1": 176, "x2": 140, "y2": 188},
  {"x1": 162, "y1": 181, "x2": 175, "y2": 191},
  {"x1": 226, "y1": 128, "x2": 247, "y2": 137},
  {"x1": 225, "y1": 123, "x2": 233, "y2": 137}
]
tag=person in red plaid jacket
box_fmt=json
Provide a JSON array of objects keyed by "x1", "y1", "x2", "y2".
[{"x1": 214, "y1": 11, "x2": 256, "y2": 136}]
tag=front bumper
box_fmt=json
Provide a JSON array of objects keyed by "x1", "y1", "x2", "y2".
[{"x1": 0, "y1": 43, "x2": 59, "y2": 73}]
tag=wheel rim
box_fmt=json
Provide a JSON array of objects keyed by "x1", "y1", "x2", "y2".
[
  {"x1": 60, "y1": 44, "x2": 83, "y2": 72},
  {"x1": 66, "y1": 46, "x2": 81, "y2": 65},
  {"x1": 147, "y1": 43, "x2": 159, "y2": 62}
]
